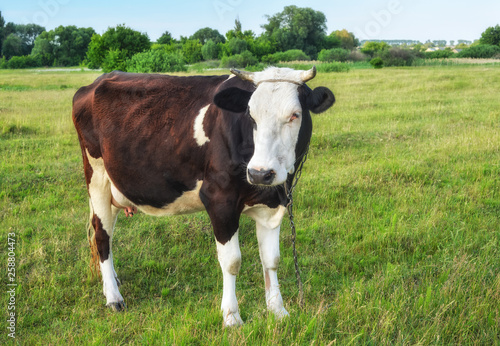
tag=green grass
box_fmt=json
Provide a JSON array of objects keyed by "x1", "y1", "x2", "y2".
[{"x1": 1, "y1": 65, "x2": 499, "y2": 344}]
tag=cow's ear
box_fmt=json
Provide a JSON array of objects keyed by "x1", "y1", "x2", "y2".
[
  {"x1": 309, "y1": 87, "x2": 335, "y2": 114},
  {"x1": 214, "y1": 87, "x2": 253, "y2": 113}
]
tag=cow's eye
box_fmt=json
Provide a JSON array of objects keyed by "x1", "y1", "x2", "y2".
[{"x1": 290, "y1": 112, "x2": 300, "y2": 122}]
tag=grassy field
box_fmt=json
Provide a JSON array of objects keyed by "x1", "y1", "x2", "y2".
[{"x1": 1, "y1": 64, "x2": 499, "y2": 344}]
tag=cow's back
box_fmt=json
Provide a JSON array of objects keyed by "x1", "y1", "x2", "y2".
[{"x1": 73, "y1": 71, "x2": 228, "y2": 158}]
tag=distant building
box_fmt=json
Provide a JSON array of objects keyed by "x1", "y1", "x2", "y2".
[{"x1": 425, "y1": 47, "x2": 446, "y2": 52}]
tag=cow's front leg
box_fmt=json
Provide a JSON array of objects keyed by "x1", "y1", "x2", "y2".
[
  {"x1": 244, "y1": 205, "x2": 289, "y2": 319},
  {"x1": 201, "y1": 182, "x2": 244, "y2": 327},
  {"x1": 257, "y1": 221, "x2": 289, "y2": 319},
  {"x1": 216, "y1": 229, "x2": 243, "y2": 327}
]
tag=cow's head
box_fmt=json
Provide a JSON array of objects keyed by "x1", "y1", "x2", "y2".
[{"x1": 214, "y1": 67, "x2": 335, "y2": 186}]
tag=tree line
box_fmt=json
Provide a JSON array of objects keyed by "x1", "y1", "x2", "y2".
[{"x1": 1, "y1": 7, "x2": 499, "y2": 71}]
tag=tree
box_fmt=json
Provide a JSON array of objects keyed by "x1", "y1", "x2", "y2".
[
  {"x1": 31, "y1": 30, "x2": 55, "y2": 65},
  {"x1": 157, "y1": 31, "x2": 174, "y2": 44},
  {"x1": 432, "y1": 40, "x2": 447, "y2": 47},
  {"x1": 53, "y1": 26, "x2": 95, "y2": 66},
  {"x1": 248, "y1": 35, "x2": 276, "y2": 59},
  {"x1": 32, "y1": 31, "x2": 54, "y2": 56},
  {"x1": 190, "y1": 27, "x2": 225, "y2": 44},
  {"x1": 226, "y1": 18, "x2": 244, "y2": 40},
  {"x1": 1, "y1": 22, "x2": 16, "y2": 53},
  {"x1": 2, "y1": 33, "x2": 22, "y2": 58},
  {"x1": 323, "y1": 31, "x2": 342, "y2": 50},
  {"x1": 227, "y1": 37, "x2": 247, "y2": 55},
  {"x1": 181, "y1": 39, "x2": 202, "y2": 64},
  {"x1": 262, "y1": 5, "x2": 327, "y2": 58},
  {"x1": 201, "y1": 39, "x2": 219, "y2": 60},
  {"x1": 0, "y1": 22, "x2": 45, "y2": 57},
  {"x1": 334, "y1": 29, "x2": 359, "y2": 50},
  {"x1": 0, "y1": 11, "x2": 5, "y2": 53},
  {"x1": 480, "y1": 25, "x2": 500, "y2": 46},
  {"x1": 361, "y1": 41, "x2": 389, "y2": 57},
  {"x1": 14, "y1": 24, "x2": 45, "y2": 55},
  {"x1": 31, "y1": 26, "x2": 95, "y2": 66},
  {"x1": 86, "y1": 34, "x2": 105, "y2": 69},
  {"x1": 86, "y1": 25, "x2": 150, "y2": 69}
]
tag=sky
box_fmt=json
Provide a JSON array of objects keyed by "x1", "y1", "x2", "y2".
[{"x1": 2, "y1": 0, "x2": 499, "y2": 44}]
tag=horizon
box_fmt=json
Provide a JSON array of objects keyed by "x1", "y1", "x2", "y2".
[{"x1": 2, "y1": 1, "x2": 499, "y2": 44}]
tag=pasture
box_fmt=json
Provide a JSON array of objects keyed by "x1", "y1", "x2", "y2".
[{"x1": 1, "y1": 64, "x2": 499, "y2": 344}]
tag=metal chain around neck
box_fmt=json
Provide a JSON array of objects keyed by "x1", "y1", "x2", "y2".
[{"x1": 285, "y1": 143, "x2": 310, "y2": 308}]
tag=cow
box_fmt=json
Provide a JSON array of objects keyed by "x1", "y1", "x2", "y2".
[{"x1": 72, "y1": 66, "x2": 335, "y2": 327}]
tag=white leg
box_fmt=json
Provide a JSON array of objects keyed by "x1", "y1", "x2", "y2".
[
  {"x1": 245, "y1": 205, "x2": 289, "y2": 318},
  {"x1": 216, "y1": 230, "x2": 243, "y2": 327},
  {"x1": 87, "y1": 151, "x2": 124, "y2": 310},
  {"x1": 93, "y1": 203, "x2": 124, "y2": 310},
  {"x1": 101, "y1": 253, "x2": 123, "y2": 307},
  {"x1": 256, "y1": 222, "x2": 289, "y2": 318}
]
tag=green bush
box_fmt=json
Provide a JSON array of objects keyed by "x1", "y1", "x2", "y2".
[
  {"x1": 34, "y1": 53, "x2": 54, "y2": 67},
  {"x1": 377, "y1": 48, "x2": 418, "y2": 67},
  {"x1": 6, "y1": 55, "x2": 42, "y2": 69},
  {"x1": 370, "y1": 57, "x2": 383, "y2": 69},
  {"x1": 348, "y1": 50, "x2": 369, "y2": 62},
  {"x1": 316, "y1": 62, "x2": 351, "y2": 73},
  {"x1": 101, "y1": 49, "x2": 128, "y2": 72},
  {"x1": 261, "y1": 49, "x2": 310, "y2": 64},
  {"x1": 220, "y1": 51, "x2": 258, "y2": 68},
  {"x1": 318, "y1": 48, "x2": 350, "y2": 62},
  {"x1": 457, "y1": 45, "x2": 500, "y2": 59},
  {"x1": 275, "y1": 61, "x2": 350, "y2": 73},
  {"x1": 126, "y1": 50, "x2": 187, "y2": 73},
  {"x1": 425, "y1": 49, "x2": 455, "y2": 59},
  {"x1": 361, "y1": 41, "x2": 390, "y2": 57},
  {"x1": 0, "y1": 57, "x2": 7, "y2": 69}
]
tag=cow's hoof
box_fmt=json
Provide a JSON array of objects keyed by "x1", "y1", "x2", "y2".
[
  {"x1": 107, "y1": 301, "x2": 127, "y2": 312},
  {"x1": 223, "y1": 311, "x2": 243, "y2": 328},
  {"x1": 274, "y1": 307, "x2": 289, "y2": 319}
]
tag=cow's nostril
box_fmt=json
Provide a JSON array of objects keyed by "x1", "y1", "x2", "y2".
[
  {"x1": 248, "y1": 169, "x2": 276, "y2": 186},
  {"x1": 263, "y1": 170, "x2": 276, "y2": 184}
]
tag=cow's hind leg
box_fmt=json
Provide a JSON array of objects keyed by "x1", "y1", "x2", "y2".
[{"x1": 86, "y1": 153, "x2": 125, "y2": 311}]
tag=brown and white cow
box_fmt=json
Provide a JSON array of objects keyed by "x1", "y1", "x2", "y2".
[{"x1": 72, "y1": 67, "x2": 334, "y2": 327}]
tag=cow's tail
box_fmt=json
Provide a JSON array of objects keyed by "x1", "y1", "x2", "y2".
[{"x1": 87, "y1": 199, "x2": 101, "y2": 278}]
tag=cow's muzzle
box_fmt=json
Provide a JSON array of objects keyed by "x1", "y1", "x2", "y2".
[{"x1": 247, "y1": 168, "x2": 276, "y2": 186}]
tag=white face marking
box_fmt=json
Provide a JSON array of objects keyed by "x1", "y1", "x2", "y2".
[
  {"x1": 193, "y1": 104, "x2": 210, "y2": 146},
  {"x1": 247, "y1": 82, "x2": 302, "y2": 185}
]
